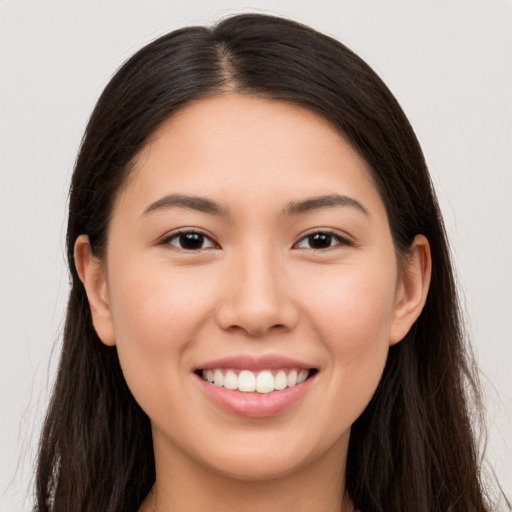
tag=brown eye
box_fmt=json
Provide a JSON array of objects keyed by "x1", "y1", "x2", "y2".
[
  {"x1": 295, "y1": 231, "x2": 349, "y2": 250},
  {"x1": 165, "y1": 231, "x2": 216, "y2": 251}
]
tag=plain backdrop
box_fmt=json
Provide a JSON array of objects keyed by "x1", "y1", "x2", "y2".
[{"x1": 1, "y1": 0, "x2": 511, "y2": 510}]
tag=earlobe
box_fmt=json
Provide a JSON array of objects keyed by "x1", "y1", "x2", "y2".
[
  {"x1": 389, "y1": 234, "x2": 432, "y2": 346},
  {"x1": 74, "y1": 235, "x2": 116, "y2": 346}
]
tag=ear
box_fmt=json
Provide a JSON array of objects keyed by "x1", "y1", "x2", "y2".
[
  {"x1": 389, "y1": 234, "x2": 432, "y2": 346},
  {"x1": 74, "y1": 235, "x2": 116, "y2": 346}
]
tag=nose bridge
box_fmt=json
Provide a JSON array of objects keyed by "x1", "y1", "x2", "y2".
[{"x1": 216, "y1": 242, "x2": 298, "y2": 336}]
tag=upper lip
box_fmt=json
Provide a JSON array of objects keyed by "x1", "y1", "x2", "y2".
[{"x1": 195, "y1": 354, "x2": 317, "y2": 372}]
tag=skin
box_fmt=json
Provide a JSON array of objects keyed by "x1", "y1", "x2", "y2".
[{"x1": 75, "y1": 94, "x2": 431, "y2": 512}]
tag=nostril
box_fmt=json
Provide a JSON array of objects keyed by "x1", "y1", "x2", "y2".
[{"x1": 214, "y1": 284, "x2": 300, "y2": 336}]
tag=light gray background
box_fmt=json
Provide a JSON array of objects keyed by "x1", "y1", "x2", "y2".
[{"x1": 1, "y1": 0, "x2": 511, "y2": 510}]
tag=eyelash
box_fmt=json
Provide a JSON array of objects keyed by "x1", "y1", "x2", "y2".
[
  {"x1": 294, "y1": 230, "x2": 352, "y2": 250},
  {"x1": 162, "y1": 229, "x2": 352, "y2": 252},
  {"x1": 162, "y1": 230, "x2": 218, "y2": 251}
]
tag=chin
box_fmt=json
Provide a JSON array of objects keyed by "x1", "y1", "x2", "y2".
[
  {"x1": 205, "y1": 451, "x2": 313, "y2": 482},
  {"x1": 189, "y1": 426, "x2": 349, "y2": 483}
]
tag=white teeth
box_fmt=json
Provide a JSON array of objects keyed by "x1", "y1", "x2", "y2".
[
  {"x1": 297, "y1": 369, "x2": 308, "y2": 384},
  {"x1": 213, "y1": 369, "x2": 224, "y2": 387},
  {"x1": 238, "y1": 370, "x2": 256, "y2": 392},
  {"x1": 287, "y1": 370, "x2": 298, "y2": 387},
  {"x1": 223, "y1": 370, "x2": 238, "y2": 390},
  {"x1": 256, "y1": 370, "x2": 274, "y2": 393},
  {"x1": 201, "y1": 368, "x2": 311, "y2": 393},
  {"x1": 274, "y1": 370, "x2": 288, "y2": 390}
]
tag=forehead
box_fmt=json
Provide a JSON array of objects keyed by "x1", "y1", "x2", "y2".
[{"x1": 116, "y1": 94, "x2": 385, "y2": 219}]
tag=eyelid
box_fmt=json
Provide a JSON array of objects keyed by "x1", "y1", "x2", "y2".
[
  {"x1": 160, "y1": 228, "x2": 220, "y2": 251},
  {"x1": 293, "y1": 229, "x2": 354, "y2": 250}
]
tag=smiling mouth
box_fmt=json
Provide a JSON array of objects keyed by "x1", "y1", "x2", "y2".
[{"x1": 196, "y1": 368, "x2": 318, "y2": 394}]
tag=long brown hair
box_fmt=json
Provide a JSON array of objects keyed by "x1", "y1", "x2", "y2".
[{"x1": 35, "y1": 13, "x2": 500, "y2": 511}]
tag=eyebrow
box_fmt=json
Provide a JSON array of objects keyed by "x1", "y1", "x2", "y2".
[
  {"x1": 283, "y1": 194, "x2": 369, "y2": 216},
  {"x1": 143, "y1": 194, "x2": 230, "y2": 216},
  {"x1": 142, "y1": 192, "x2": 369, "y2": 217}
]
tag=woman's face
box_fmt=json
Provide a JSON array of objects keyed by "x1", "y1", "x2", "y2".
[{"x1": 78, "y1": 94, "x2": 428, "y2": 482}]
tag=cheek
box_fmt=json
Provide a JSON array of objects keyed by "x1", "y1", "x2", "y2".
[
  {"x1": 109, "y1": 264, "x2": 214, "y2": 351},
  {"x1": 299, "y1": 262, "x2": 396, "y2": 408},
  {"x1": 106, "y1": 261, "x2": 221, "y2": 423},
  {"x1": 304, "y1": 262, "x2": 397, "y2": 342},
  {"x1": 106, "y1": 262, "x2": 218, "y2": 410}
]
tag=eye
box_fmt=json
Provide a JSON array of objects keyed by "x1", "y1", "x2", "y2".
[
  {"x1": 295, "y1": 231, "x2": 350, "y2": 250},
  {"x1": 164, "y1": 230, "x2": 217, "y2": 251}
]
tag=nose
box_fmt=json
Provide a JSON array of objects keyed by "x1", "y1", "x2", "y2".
[{"x1": 215, "y1": 247, "x2": 300, "y2": 337}]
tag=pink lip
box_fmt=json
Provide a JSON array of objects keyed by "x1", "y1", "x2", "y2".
[
  {"x1": 194, "y1": 354, "x2": 318, "y2": 418},
  {"x1": 196, "y1": 354, "x2": 314, "y2": 372},
  {"x1": 197, "y1": 376, "x2": 315, "y2": 418}
]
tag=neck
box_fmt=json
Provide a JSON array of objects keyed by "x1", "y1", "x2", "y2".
[{"x1": 139, "y1": 432, "x2": 355, "y2": 512}]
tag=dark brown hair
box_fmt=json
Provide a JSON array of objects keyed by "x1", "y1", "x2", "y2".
[{"x1": 35, "y1": 13, "x2": 500, "y2": 512}]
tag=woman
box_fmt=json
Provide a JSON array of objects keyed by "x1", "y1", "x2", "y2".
[{"x1": 35, "y1": 13, "x2": 500, "y2": 512}]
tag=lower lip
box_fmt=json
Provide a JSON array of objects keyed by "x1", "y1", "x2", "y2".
[{"x1": 196, "y1": 373, "x2": 316, "y2": 418}]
